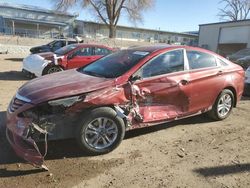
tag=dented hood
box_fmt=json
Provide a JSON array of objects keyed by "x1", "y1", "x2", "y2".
[{"x1": 18, "y1": 69, "x2": 115, "y2": 104}]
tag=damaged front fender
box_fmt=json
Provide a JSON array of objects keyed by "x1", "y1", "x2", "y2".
[
  {"x1": 6, "y1": 82, "x2": 148, "y2": 169},
  {"x1": 6, "y1": 98, "x2": 82, "y2": 170}
]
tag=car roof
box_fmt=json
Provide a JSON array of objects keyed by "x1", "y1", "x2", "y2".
[
  {"x1": 127, "y1": 45, "x2": 224, "y2": 59},
  {"x1": 129, "y1": 45, "x2": 173, "y2": 52},
  {"x1": 53, "y1": 39, "x2": 76, "y2": 42},
  {"x1": 72, "y1": 43, "x2": 113, "y2": 49},
  {"x1": 128, "y1": 45, "x2": 207, "y2": 53}
]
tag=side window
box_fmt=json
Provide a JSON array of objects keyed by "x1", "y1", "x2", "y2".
[
  {"x1": 53, "y1": 41, "x2": 63, "y2": 48},
  {"x1": 94, "y1": 47, "x2": 111, "y2": 55},
  {"x1": 61, "y1": 41, "x2": 66, "y2": 46},
  {"x1": 137, "y1": 50, "x2": 184, "y2": 78},
  {"x1": 68, "y1": 41, "x2": 77, "y2": 45},
  {"x1": 218, "y1": 58, "x2": 229, "y2": 66},
  {"x1": 74, "y1": 47, "x2": 93, "y2": 56},
  {"x1": 187, "y1": 51, "x2": 217, "y2": 70}
]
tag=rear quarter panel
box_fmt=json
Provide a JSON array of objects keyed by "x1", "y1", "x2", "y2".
[
  {"x1": 188, "y1": 67, "x2": 227, "y2": 112},
  {"x1": 220, "y1": 61, "x2": 245, "y2": 105},
  {"x1": 230, "y1": 67, "x2": 245, "y2": 103}
]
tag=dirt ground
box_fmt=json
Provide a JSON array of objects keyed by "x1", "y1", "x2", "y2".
[{"x1": 0, "y1": 54, "x2": 249, "y2": 188}]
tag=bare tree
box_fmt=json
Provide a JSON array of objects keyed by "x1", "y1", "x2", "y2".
[
  {"x1": 54, "y1": 0, "x2": 154, "y2": 38},
  {"x1": 218, "y1": 0, "x2": 250, "y2": 21}
]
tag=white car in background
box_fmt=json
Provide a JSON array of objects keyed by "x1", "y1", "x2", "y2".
[
  {"x1": 244, "y1": 66, "x2": 250, "y2": 96},
  {"x1": 22, "y1": 52, "x2": 63, "y2": 78}
]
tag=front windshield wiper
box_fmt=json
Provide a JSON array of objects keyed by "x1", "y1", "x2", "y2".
[{"x1": 82, "y1": 70, "x2": 107, "y2": 78}]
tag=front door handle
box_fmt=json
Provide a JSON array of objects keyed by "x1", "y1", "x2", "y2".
[{"x1": 179, "y1": 79, "x2": 189, "y2": 85}]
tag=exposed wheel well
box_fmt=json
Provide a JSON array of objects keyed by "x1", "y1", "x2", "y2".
[
  {"x1": 80, "y1": 105, "x2": 129, "y2": 128},
  {"x1": 223, "y1": 86, "x2": 237, "y2": 107}
]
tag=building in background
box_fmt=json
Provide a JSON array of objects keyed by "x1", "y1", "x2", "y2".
[
  {"x1": 76, "y1": 20, "x2": 198, "y2": 46},
  {"x1": 199, "y1": 19, "x2": 250, "y2": 56},
  {"x1": 0, "y1": 3, "x2": 198, "y2": 46},
  {"x1": 0, "y1": 3, "x2": 76, "y2": 38}
]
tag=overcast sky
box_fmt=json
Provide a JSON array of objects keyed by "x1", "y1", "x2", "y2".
[{"x1": 1, "y1": 0, "x2": 224, "y2": 32}]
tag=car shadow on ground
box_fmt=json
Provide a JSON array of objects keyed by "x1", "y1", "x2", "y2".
[
  {"x1": 0, "y1": 168, "x2": 43, "y2": 178},
  {"x1": 125, "y1": 114, "x2": 212, "y2": 139},
  {"x1": 194, "y1": 163, "x2": 250, "y2": 177},
  {"x1": 4, "y1": 58, "x2": 24, "y2": 62},
  {"x1": 0, "y1": 71, "x2": 29, "y2": 81},
  {"x1": 0, "y1": 110, "x2": 212, "y2": 167}
]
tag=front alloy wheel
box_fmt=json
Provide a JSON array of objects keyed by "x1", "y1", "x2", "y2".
[
  {"x1": 84, "y1": 117, "x2": 118, "y2": 150},
  {"x1": 76, "y1": 107, "x2": 125, "y2": 155}
]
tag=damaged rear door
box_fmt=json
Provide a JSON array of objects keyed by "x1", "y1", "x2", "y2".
[
  {"x1": 186, "y1": 50, "x2": 227, "y2": 111},
  {"x1": 131, "y1": 49, "x2": 193, "y2": 123}
]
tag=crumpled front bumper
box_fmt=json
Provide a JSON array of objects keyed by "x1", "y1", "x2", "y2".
[
  {"x1": 6, "y1": 116, "x2": 47, "y2": 169},
  {"x1": 6, "y1": 128, "x2": 44, "y2": 166}
]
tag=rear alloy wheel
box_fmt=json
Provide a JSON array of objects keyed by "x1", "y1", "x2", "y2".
[
  {"x1": 43, "y1": 65, "x2": 63, "y2": 75},
  {"x1": 208, "y1": 89, "x2": 234, "y2": 120},
  {"x1": 76, "y1": 107, "x2": 125, "y2": 155}
]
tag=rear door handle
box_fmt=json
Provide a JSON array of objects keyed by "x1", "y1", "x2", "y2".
[
  {"x1": 179, "y1": 79, "x2": 189, "y2": 85},
  {"x1": 217, "y1": 70, "x2": 223, "y2": 76}
]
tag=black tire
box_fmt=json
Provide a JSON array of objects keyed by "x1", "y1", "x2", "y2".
[
  {"x1": 42, "y1": 65, "x2": 63, "y2": 75},
  {"x1": 76, "y1": 107, "x2": 125, "y2": 155},
  {"x1": 207, "y1": 89, "x2": 234, "y2": 120}
]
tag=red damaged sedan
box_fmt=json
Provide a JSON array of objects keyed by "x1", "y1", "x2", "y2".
[{"x1": 6, "y1": 45, "x2": 244, "y2": 169}]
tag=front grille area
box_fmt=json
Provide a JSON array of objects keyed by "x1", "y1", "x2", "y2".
[{"x1": 8, "y1": 97, "x2": 26, "y2": 113}]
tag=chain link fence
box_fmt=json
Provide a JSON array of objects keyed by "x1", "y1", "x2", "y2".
[{"x1": 0, "y1": 26, "x2": 63, "y2": 39}]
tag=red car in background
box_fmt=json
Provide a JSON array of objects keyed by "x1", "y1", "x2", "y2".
[{"x1": 22, "y1": 44, "x2": 114, "y2": 77}]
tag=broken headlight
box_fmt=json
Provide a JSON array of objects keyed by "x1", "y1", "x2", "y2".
[{"x1": 48, "y1": 95, "x2": 83, "y2": 107}]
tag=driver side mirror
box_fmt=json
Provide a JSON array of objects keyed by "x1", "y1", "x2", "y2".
[{"x1": 129, "y1": 75, "x2": 142, "y2": 82}]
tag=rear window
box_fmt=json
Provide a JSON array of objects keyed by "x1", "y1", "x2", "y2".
[
  {"x1": 94, "y1": 47, "x2": 112, "y2": 55},
  {"x1": 55, "y1": 44, "x2": 78, "y2": 55},
  {"x1": 68, "y1": 41, "x2": 77, "y2": 45},
  {"x1": 218, "y1": 58, "x2": 229, "y2": 66},
  {"x1": 187, "y1": 51, "x2": 217, "y2": 69}
]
